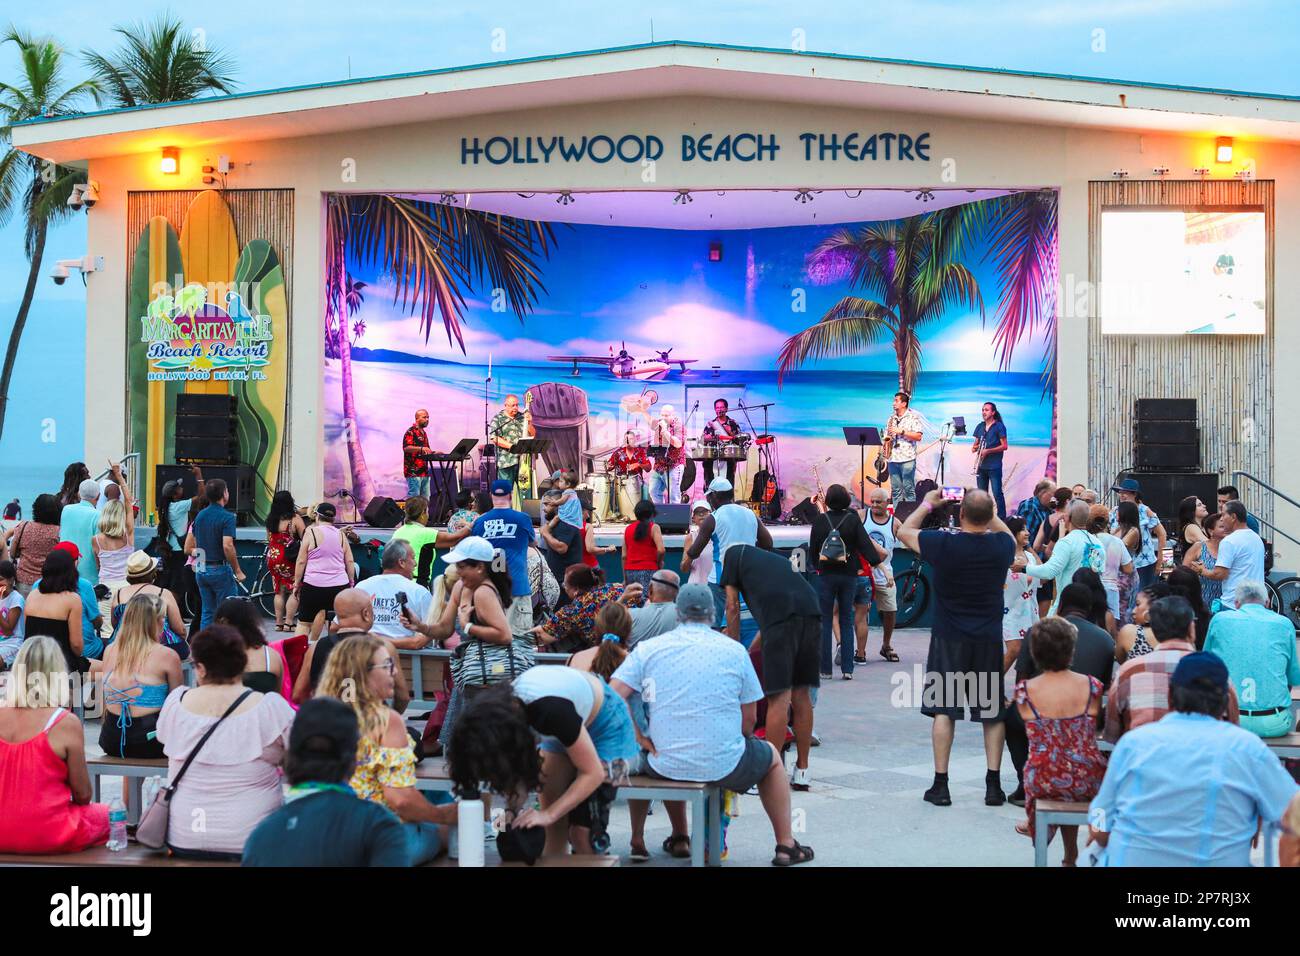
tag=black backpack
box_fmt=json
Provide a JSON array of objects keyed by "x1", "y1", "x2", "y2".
[{"x1": 819, "y1": 512, "x2": 850, "y2": 564}]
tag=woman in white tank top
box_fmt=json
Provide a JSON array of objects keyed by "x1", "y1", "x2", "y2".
[{"x1": 93, "y1": 488, "x2": 136, "y2": 627}]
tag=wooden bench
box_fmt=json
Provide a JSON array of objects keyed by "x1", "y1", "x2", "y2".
[
  {"x1": 1098, "y1": 731, "x2": 1300, "y2": 758},
  {"x1": 0, "y1": 844, "x2": 236, "y2": 867},
  {"x1": 413, "y1": 758, "x2": 724, "y2": 867},
  {"x1": 86, "y1": 756, "x2": 168, "y2": 825},
  {"x1": 397, "y1": 647, "x2": 570, "y2": 715}
]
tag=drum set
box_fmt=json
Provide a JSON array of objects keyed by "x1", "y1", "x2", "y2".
[
  {"x1": 687, "y1": 437, "x2": 750, "y2": 461},
  {"x1": 588, "y1": 472, "x2": 643, "y2": 521}
]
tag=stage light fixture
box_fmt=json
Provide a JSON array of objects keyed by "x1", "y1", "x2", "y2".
[
  {"x1": 708, "y1": 241, "x2": 722, "y2": 262},
  {"x1": 1216, "y1": 137, "x2": 1233, "y2": 163},
  {"x1": 160, "y1": 146, "x2": 180, "y2": 175},
  {"x1": 794, "y1": 188, "x2": 814, "y2": 204},
  {"x1": 438, "y1": 192, "x2": 458, "y2": 205},
  {"x1": 674, "y1": 189, "x2": 693, "y2": 205},
  {"x1": 915, "y1": 189, "x2": 935, "y2": 202},
  {"x1": 555, "y1": 191, "x2": 575, "y2": 206}
]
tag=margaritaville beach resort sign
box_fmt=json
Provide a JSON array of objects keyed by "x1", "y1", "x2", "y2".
[
  {"x1": 140, "y1": 283, "x2": 274, "y2": 382},
  {"x1": 461, "y1": 131, "x2": 932, "y2": 164}
]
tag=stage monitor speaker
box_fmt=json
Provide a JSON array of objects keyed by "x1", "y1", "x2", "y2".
[
  {"x1": 175, "y1": 394, "x2": 237, "y2": 417},
  {"x1": 1135, "y1": 420, "x2": 1198, "y2": 445},
  {"x1": 362, "y1": 496, "x2": 402, "y2": 529},
  {"x1": 153, "y1": 463, "x2": 253, "y2": 520},
  {"x1": 1116, "y1": 471, "x2": 1218, "y2": 533},
  {"x1": 655, "y1": 503, "x2": 692, "y2": 534},
  {"x1": 521, "y1": 499, "x2": 542, "y2": 526},
  {"x1": 175, "y1": 435, "x2": 239, "y2": 463},
  {"x1": 1135, "y1": 398, "x2": 1197, "y2": 422},
  {"x1": 1134, "y1": 443, "x2": 1199, "y2": 470},
  {"x1": 789, "y1": 498, "x2": 820, "y2": 525}
]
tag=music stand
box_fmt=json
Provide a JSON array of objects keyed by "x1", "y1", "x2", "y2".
[
  {"x1": 509, "y1": 438, "x2": 552, "y2": 499},
  {"x1": 843, "y1": 426, "x2": 883, "y2": 506}
]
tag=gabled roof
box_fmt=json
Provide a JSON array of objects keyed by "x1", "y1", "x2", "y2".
[{"x1": 14, "y1": 40, "x2": 1300, "y2": 164}]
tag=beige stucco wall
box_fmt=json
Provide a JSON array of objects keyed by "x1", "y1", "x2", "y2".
[{"x1": 79, "y1": 94, "x2": 1300, "y2": 543}]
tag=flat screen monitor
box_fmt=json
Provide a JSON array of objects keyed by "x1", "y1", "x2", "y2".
[{"x1": 1100, "y1": 208, "x2": 1266, "y2": 334}]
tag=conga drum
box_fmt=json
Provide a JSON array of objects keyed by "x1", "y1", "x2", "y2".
[{"x1": 590, "y1": 474, "x2": 612, "y2": 520}]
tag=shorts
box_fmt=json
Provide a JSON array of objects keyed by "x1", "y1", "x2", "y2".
[
  {"x1": 760, "y1": 615, "x2": 822, "y2": 694},
  {"x1": 1036, "y1": 580, "x2": 1054, "y2": 603},
  {"x1": 646, "y1": 735, "x2": 775, "y2": 794},
  {"x1": 853, "y1": 577, "x2": 873, "y2": 606},
  {"x1": 507, "y1": 596, "x2": 534, "y2": 635},
  {"x1": 538, "y1": 678, "x2": 639, "y2": 765},
  {"x1": 298, "y1": 582, "x2": 347, "y2": 623},
  {"x1": 873, "y1": 580, "x2": 898, "y2": 613},
  {"x1": 98, "y1": 710, "x2": 164, "y2": 759},
  {"x1": 919, "y1": 634, "x2": 1006, "y2": 722}
]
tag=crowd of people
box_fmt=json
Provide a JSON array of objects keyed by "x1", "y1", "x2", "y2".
[{"x1": 0, "y1": 459, "x2": 1295, "y2": 868}]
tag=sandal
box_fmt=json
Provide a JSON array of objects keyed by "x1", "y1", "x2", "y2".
[
  {"x1": 772, "y1": 840, "x2": 815, "y2": 866},
  {"x1": 879, "y1": 646, "x2": 900, "y2": 662},
  {"x1": 662, "y1": 834, "x2": 691, "y2": 859},
  {"x1": 629, "y1": 841, "x2": 650, "y2": 863}
]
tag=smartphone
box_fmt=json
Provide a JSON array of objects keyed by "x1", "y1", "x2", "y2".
[
  {"x1": 942, "y1": 485, "x2": 964, "y2": 502},
  {"x1": 396, "y1": 591, "x2": 408, "y2": 608}
]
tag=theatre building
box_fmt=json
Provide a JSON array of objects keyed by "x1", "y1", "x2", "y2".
[{"x1": 14, "y1": 42, "x2": 1300, "y2": 552}]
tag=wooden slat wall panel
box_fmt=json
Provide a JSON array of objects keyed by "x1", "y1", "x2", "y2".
[
  {"x1": 125, "y1": 189, "x2": 295, "y2": 483},
  {"x1": 1087, "y1": 180, "x2": 1273, "y2": 526}
]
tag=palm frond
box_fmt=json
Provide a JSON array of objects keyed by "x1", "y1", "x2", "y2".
[
  {"x1": 775, "y1": 300, "x2": 896, "y2": 386},
  {"x1": 980, "y1": 191, "x2": 1059, "y2": 370}
]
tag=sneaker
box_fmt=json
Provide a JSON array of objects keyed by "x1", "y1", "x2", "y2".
[
  {"x1": 809, "y1": 732, "x2": 822, "y2": 747},
  {"x1": 923, "y1": 781, "x2": 952, "y2": 806},
  {"x1": 841, "y1": 672, "x2": 853, "y2": 681},
  {"x1": 819, "y1": 671, "x2": 833, "y2": 680},
  {"x1": 790, "y1": 766, "x2": 812, "y2": 791},
  {"x1": 985, "y1": 779, "x2": 1007, "y2": 807}
]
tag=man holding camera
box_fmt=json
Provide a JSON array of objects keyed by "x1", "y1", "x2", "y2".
[{"x1": 357, "y1": 538, "x2": 433, "y2": 649}]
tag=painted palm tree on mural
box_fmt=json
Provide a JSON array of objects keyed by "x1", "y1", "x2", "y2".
[
  {"x1": 0, "y1": 28, "x2": 100, "y2": 440},
  {"x1": 776, "y1": 213, "x2": 984, "y2": 397},
  {"x1": 326, "y1": 196, "x2": 557, "y2": 505}
]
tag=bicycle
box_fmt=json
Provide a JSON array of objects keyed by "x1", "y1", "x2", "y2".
[
  {"x1": 1266, "y1": 576, "x2": 1300, "y2": 633},
  {"x1": 892, "y1": 551, "x2": 931, "y2": 629},
  {"x1": 179, "y1": 543, "x2": 281, "y2": 621}
]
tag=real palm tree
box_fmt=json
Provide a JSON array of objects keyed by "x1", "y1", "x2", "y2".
[
  {"x1": 777, "y1": 213, "x2": 984, "y2": 395},
  {"x1": 0, "y1": 27, "x2": 99, "y2": 439},
  {"x1": 325, "y1": 196, "x2": 557, "y2": 504},
  {"x1": 82, "y1": 13, "x2": 236, "y2": 106}
]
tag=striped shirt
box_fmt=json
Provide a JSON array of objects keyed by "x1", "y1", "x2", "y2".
[{"x1": 1103, "y1": 640, "x2": 1240, "y2": 742}]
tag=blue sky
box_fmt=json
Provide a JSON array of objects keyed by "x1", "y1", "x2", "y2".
[{"x1": 2, "y1": 0, "x2": 1296, "y2": 497}]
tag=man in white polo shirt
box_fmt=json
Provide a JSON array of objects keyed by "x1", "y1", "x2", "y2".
[
  {"x1": 357, "y1": 538, "x2": 433, "y2": 649},
  {"x1": 1193, "y1": 500, "x2": 1264, "y2": 608}
]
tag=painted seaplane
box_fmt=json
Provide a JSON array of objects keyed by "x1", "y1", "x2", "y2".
[{"x1": 546, "y1": 343, "x2": 698, "y2": 380}]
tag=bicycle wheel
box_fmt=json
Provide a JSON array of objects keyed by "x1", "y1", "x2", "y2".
[
  {"x1": 251, "y1": 569, "x2": 279, "y2": 620},
  {"x1": 894, "y1": 569, "x2": 930, "y2": 628},
  {"x1": 1269, "y1": 576, "x2": 1300, "y2": 633}
]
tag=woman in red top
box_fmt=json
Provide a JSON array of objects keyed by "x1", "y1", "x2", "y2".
[
  {"x1": 0, "y1": 636, "x2": 109, "y2": 854},
  {"x1": 580, "y1": 501, "x2": 615, "y2": 571},
  {"x1": 622, "y1": 500, "x2": 665, "y2": 589}
]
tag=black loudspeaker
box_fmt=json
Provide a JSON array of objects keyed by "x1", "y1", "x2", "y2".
[
  {"x1": 521, "y1": 499, "x2": 542, "y2": 526},
  {"x1": 362, "y1": 496, "x2": 402, "y2": 528},
  {"x1": 1134, "y1": 444, "x2": 1199, "y2": 470},
  {"x1": 1135, "y1": 420, "x2": 1198, "y2": 444},
  {"x1": 789, "y1": 498, "x2": 820, "y2": 525},
  {"x1": 655, "y1": 503, "x2": 692, "y2": 534},
  {"x1": 154, "y1": 463, "x2": 253, "y2": 519},
  {"x1": 1135, "y1": 398, "x2": 1197, "y2": 421},
  {"x1": 1118, "y1": 471, "x2": 1219, "y2": 532},
  {"x1": 893, "y1": 500, "x2": 922, "y2": 523},
  {"x1": 175, "y1": 393, "x2": 239, "y2": 464},
  {"x1": 175, "y1": 435, "x2": 240, "y2": 462}
]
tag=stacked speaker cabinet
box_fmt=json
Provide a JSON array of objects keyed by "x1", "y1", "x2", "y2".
[
  {"x1": 1132, "y1": 399, "x2": 1199, "y2": 472},
  {"x1": 175, "y1": 394, "x2": 239, "y2": 464}
]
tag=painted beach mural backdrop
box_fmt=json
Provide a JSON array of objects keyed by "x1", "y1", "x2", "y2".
[{"x1": 323, "y1": 192, "x2": 1058, "y2": 511}]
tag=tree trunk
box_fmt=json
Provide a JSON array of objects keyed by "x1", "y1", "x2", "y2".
[
  {"x1": 1045, "y1": 392, "x2": 1059, "y2": 481},
  {"x1": 332, "y1": 239, "x2": 376, "y2": 505},
  {"x1": 0, "y1": 219, "x2": 48, "y2": 440}
]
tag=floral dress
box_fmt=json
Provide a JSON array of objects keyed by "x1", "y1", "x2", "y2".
[
  {"x1": 1197, "y1": 542, "x2": 1223, "y2": 610},
  {"x1": 1014, "y1": 676, "x2": 1107, "y2": 839},
  {"x1": 266, "y1": 530, "x2": 296, "y2": 589},
  {"x1": 1003, "y1": 552, "x2": 1040, "y2": 645},
  {"x1": 350, "y1": 734, "x2": 417, "y2": 806}
]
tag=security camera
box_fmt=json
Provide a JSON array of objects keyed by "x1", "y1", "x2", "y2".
[
  {"x1": 50, "y1": 263, "x2": 70, "y2": 285},
  {"x1": 49, "y1": 256, "x2": 103, "y2": 286},
  {"x1": 81, "y1": 183, "x2": 99, "y2": 209},
  {"x1": 66, "y1": 192, "x2": 83, "y2": 211}
]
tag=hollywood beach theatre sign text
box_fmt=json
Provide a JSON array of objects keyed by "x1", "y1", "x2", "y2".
[{"x1": 461, "y1": 131, "x2": 932, "y2": 165}]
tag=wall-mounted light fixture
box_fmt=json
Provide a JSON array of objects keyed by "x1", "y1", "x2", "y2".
[
  {"x1": 1215, "y1": 137, "x2": 1233, "y2": 163},
  {"x1": 160, "y1": 146, "x2": 180, "y2": 175}
]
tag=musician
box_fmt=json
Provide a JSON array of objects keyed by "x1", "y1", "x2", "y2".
[
  {"x1": 608, "y1": 429, "x2": 652, "y2": 505},
  {"x1": 971, "y1": 401, "x2": 1009, "y2": 519},
  {"x1": 401, "y1": 408, "x2": 433, "y2": 498},
  {"x1": 643, "y1": 404, "x2": 686, "y2": 505},
  {"x1": 488, "y1": 394, "x2": 535, "y2": 487},
  {"x1": 701, "y1": 398, "x2": 743, "y2": 487},
  {"x1": 884, "y1": 391, "x2": 924, "y2": 507}
]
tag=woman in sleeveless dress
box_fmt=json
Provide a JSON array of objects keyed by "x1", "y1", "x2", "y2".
[
  {"x1": 110, "y1": 551, "x2": 189, "y2": 658},
  {"x1": 265, "y1": 491, "x2": 306, "y2": 632},
  {"x1": 1183, "y1": 511, "x2": 1225, "y2": 611},
  {"x1": 1114, "y1": 580, "x2": 1171, "y2": 663},
  {"x1": 1013, "y1": 618, "x2": 1106, "y2": 867},
  {"x1": 292, "y1": 502, "x2": 354, "y2": 643},
  {"x1": 92, "y1": 480, "x2": 135, "y2": 628}
]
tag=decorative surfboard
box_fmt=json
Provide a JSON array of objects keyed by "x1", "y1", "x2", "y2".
[
  {"x1": 179, "y1": 189, "x2": 240, "y2": 395},
  {"x1": 231, "y1": 239, "x2": 289, "y2": 523},
  {"x1": 127, "y1": 215, "x2": 184, "y2": 517}
]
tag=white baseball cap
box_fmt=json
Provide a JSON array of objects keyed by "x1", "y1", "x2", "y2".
[
  {"x1": 707, "y1": 477, "x2": 733, "y2": 493},
  {"x1": 440, "y1": 536, "x2": 498, "y2": 565},
  {"x1": 690, "y1": 499, "x2": 712, "y2": 512}
]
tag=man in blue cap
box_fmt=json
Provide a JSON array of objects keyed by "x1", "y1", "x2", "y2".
[
  {"x1": 1108, "y1": 477, "x2": 1166, "y2": 590},
  {"x1": 1088, "y1": 651, "x2": 1298, "y2": 866},
  {"x1": 470, "y1": 479, "x2": 535, "y2": 633}
]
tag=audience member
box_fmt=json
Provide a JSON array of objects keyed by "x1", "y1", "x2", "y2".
[
  {"x1": 860, "y1": 487, "x2": 901, "y2": 663},
  {"x1": 5, "y1": 493, "x2": 62, "y2": 596},
  {"x1": 265, "y1": 490, "x2": 306, "y2": 631},
  {"x1": 0, "y1": 637, "x2": 108, "y2": 853},
  {"x1": 471, "y1": 480, "x2": 536, "y2": 634},
  {"x1": 610, "y1": 583, "x2": 814, "y2": 866},
  {"x1": 682, "y1": 477, "x2": 774, "y2": 626},
  {"x1": 1184, "y1": 511, "x2": 1225, "y2": 610},
  {"x1": 155, "y1": 625, "x2": 294, "y2": 860},
  {"x1": 535, "y1": 564, "x2": 644, "y2": 653},
  {"x1": 1109, "y1": 479, "x2": 1166, "y2": 590},
  {"x1": 1089, "y1": 652, "x2": 1297, "y2": 866},
  {"x1": 25, "y1": 550, "x2": 90, "y2": 672},
  {"x1": 1111, "y1": 500, "x2": 1142, "y2": 623},
  {"x1": 90, "y1": 466, "x2": 135, "y2": 625},
  {"x1": 1087, "y1": 504, "x2": 1132, "y2": 622},
  {"x1": 623, "y1": 500, "x2": 665, "y2": 589},
  {"x1": 292, "y1": 501, "x2": 355, "y2": 642},
  {"x1": 359, "y1": 539, "x2": 433, "y2": 649},
  {"x1": 110, "y1": 551, "x2": 188, "y2": 656},
  {"x1": 243, "y1": 698, "x2": 410, "y2": 867},
  {"x1": 1203, "y1": 581, "x2": 1300, "y2": 739},
  {"x1": 1113, "y1": 580, "x2": 1170, "y2": 663},
  {"x1": 1070, "y1": 567, "x2": 1112, "y2": 635},
  {"x1": 808, "y1": 483, "x2": 886, "y2": 679},
  {"x1": 1002, "y1": 517, "x2": 1039, "y2": 660},
  {"x1": 213, "y1": 597, "x2": 285, "y2": 695},
  {"x1": 1104, "y1": 595, "x2": 1239, "y2": 742},
  {"x1": 1166, "y1": 566, "x2": 1210, "y2": 649},
  {"x1": 1192, "y1": 500, "x2": 1264, "y2": 608},
  {"x1": 682, "y1": 500, "x2": 714, "y2": 585},
  {"x1": 896, "y1": 488, "x2": 1016, "y2": 808},
  {"x1": 0, "y1": 560, "x2": 24, "y2": 669},
  {"x1": 184, "y1": 479, "x2": 246, "y2": 629},
  {"x1": 99, "y1": 593, "x2": 183, "y2": 758},
  {"x1": 1216, "y1": 485, "x2": 1262, "y2": 535},
  {"x1": 627, "y1": 570, "x2": 680, "y2": 647},
  {"x1": 57, "y1": 462, "x2": 91, "y2": 508},
  {"x1": 1172, "y1": 495, "x2": 1209, "y2": 567},
  {"x1": 1023, "y1": 501, "x2": 1104, "y2": 614}
]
